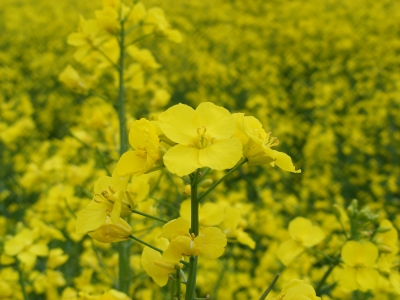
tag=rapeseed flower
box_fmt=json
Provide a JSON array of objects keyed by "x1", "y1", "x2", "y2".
[
  {"x1": 159, "y1": 217, "x2": 227, "y2": 258},
  {"x1": 234, "y1": 113, "x2": 301, "y2": 173},
  {"x1": 158, "y1": 102, "x2": 242, "y2": 176},
  {"x1": 115, "y1": 118, "x2": 161, "y2": 176},
  {"x1": 76, "y1": 172, "x2": 131, "y2": 234},
  {"x1": 338, "y1": 240, "x2": 379, "y2": 291},
  {"x1": 269, "y1": 279, "x2": 320, "y2": 300},
  {"x1": 278, "y1": 217, "x2": 325, "y2": 265},
  {"x1": 141, "y1": 246, "x2": 183, "y2": 287}
]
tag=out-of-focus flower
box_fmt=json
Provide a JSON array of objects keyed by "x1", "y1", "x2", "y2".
[{"x1": 278, "y1": 217, "x2": 325, "y2": 265}]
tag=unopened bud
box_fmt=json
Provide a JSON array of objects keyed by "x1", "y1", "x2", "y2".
[
  {"x1": 361, "y1": 230, "x2": 373, "y2": 238},
  {"x1": 199, "y1": 179, "x2": 213, "y2": 188},
  {"x1": 376, "y1": 226, "x2": 393, "y2": 233},
  {"x1": 377, "y1": 244, "x2": 393, "y2": 254},
  {"x1": 347, "y1": 199, "x2": 358, "y2": 217},
  {"x1": 183, "y1": 185, "x2": 191, "y2": 197},
  {"x1": 332, "y1": 204, "x2": 342, "y2": 220}
]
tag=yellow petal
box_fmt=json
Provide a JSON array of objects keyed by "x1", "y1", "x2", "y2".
[
  {"x1": 94, "y1": 176, "x2": 113, "y2": 193},
  {"x1": 196, "y1": 102, "x2": 236, "y2": 139},
  {"x1": 179, "y1": 200, "x2": 191, "y2": 223},
  {"x1": 195, "y1": 227, "x2": 227, "y2": 258},
  {"x1": 110, "y1": 196, "x2": 122, "y2": 224},
  {"x1": 277, "y1": 239, "x2": 304, "y2": 266},
  {"x1": 270, "y1": 150, "x2": 301, "y2": 173},
  {"x1": 141, "y1": 247, "x2": 175, "y2": 287},
  {"x1": 200, "y1": 202, "x2": 224, "y2": 226},
  {"x1": 115, "y1": 150, "x2": 150, "y2": 176},
  {"x1": 170, "y1": 236, "x2": 198, "y2": 256},
  {"x1": 17, "y1": 252, "x2": 37, "y2": 270},
  {"x1": 288, "y1": 217, "x2": 312, "y2": 242},
  {"x1": 198, "y1": 138, "x2": 242, "y2": 170},
  {"x1": 111, "y1": 170, "x2": 129, "y2": 192},
  {"x1": 159, "y1": 217, "x2": 190, "y2": 240},
  {"x1": 76, "y1": 201, "x2": 108, "y2": 234},
  {"x1": 236, "y1": 230, "x2": 256, "y2": 249},
  {"x1": 128, "y1": 118, "x2": 159, "y2": 151},
  {"x1": 164, "y1": 145, "x2": 202, "y2": 176},
  {"x1": 158, "y1": 103, "x2": 200, "y2": 145},
  {"x1": 342, "y1": 241, "x2": 378, "y2": 267},
  {"x1": 390, "y1": 272, "x2": 400, "y2": 294},
  {"x1": 356, "y1": 268, "x2": 379, "y2": 290},
  {"x1": 302, "y1": 226, "x2": 325, "y2": 248},
  {"x1": 29, "y1": 244, "x2": 49, "y2": 257}
]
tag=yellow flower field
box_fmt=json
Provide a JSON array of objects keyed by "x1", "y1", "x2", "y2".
[{"x1": 1, "y1": 0, "x2": 399, "y2": 299}]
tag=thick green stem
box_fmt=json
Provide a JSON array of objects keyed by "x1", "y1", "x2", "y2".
[
  {"x1": 185, "y1": 256, "x2": 198, "y2": 300},
  {"x1": 117, "y1": 19, "x2": 129, "y2": 294},
  {"x1": 185, "y1": 170, "x2": 200, "y2": 300},
  {"x1": 198, "y1": 158, "x2": 247, "y2": 202},
  {"x1": 175, "y1": 268, "x2": 182, "y2": 300},
  {"x1": 117, "y1": 243, "x2": 129, "y2": 293}
]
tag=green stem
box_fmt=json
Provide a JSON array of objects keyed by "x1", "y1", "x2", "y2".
[
  {"x1": 129, "y1": 235, "x2": 163, "y2": 253},
  {"x1": 152, "y1": 196, "x2": 180, "y2": 213},
  {"x1": 17, "y1": 261, "x2": 28, "y2": 300},
  {"x1": 175, "y1": 268, "x2": 182, "y2": 300},
  {"x1": 190, "y1": 170, "x2": 200, "y2": 235},
  {"x1": 125, "y1": 33, "x2": 154, "y2": 48},
  {"x1": 259, "y1": 273, "x2": 280, "y2": 300},
  {"x1": 185, "y1": 170, "x2": 200, "y2": 300},
  {"x1": 198, "y1": 158, "x2": 247, "y2": 202},
  {"x1": 131, "y1": 209, "x2": 168, "y2": 223},
  {"x1": 315, "y1": 258, "x2": 340, "y2": 295},
  {"x1": 185, "y1": 256, "x2": 198, "y2": 300}
]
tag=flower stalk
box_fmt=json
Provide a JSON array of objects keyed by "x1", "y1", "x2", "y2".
[{"x1": 185, "y1": 169, "x2": 200, "y2": 300}]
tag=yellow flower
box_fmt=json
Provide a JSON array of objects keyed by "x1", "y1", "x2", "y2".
[
  {"x1": 67, "y1": 16, "x2": 106, "y2": 61},
  {"x1": 158, "y1": 102, "x2": 242, "y2": 176},
  {"x1": 141, "y1": 246, "x2": 183, "y2": 287},
  {"x1": 339, "y1": 240, "x2": 379, "y2": 291},
  {"x1": 76, "y1": 171, "x2": 131, "y2": 234},
  {"x1": 4, "y1": 228, "x2": 49, "y2": 271},
  {"x1": 142, "y1": 7, "x2": 182, "y2": 43},
  {"x1": 374, "y1": 219, "x2": 399, "y2": 254},
  {"x1": 95, "y1": 6, "x2": 120, "y2": 34},
  {"x1": 219, "y1": 206, "x2": 256, "y2": 249},
  {"x1": 115, "y1": 118, "x2": 161, "y2": 176},
  {"x1": 88, "y1": 217, "x2": 132, "y2": 243},
  {"x1": 59, "y1": 65, "x2": 88, "y2": 94},
  {"x1": 234, "y1": 113, "x2": 301, "y2": 173},
  {"x1": 278, "y1": 217, "x2": 325, "y2": 265},
  {"x1": 159, "y1": 217, "x2": 227, "y2": 258},
  {"x1": 269, "y1": 279, "x2": 320, "y2": 300},
  {"x1": 127, "y1": 46, "x2": 161, "y2": 70}
]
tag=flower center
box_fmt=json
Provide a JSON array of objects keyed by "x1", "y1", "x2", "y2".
[{"x1": 195, "y1": 126, "x2": 214, "y2": 149}]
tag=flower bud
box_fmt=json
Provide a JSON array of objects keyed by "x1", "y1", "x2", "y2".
[
  {"x1": 89, "y1": 217, "x2": 132, "y2": 243},
  {"x1": 377, "y1": 244, "x2": 393, "y2": 254}
]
